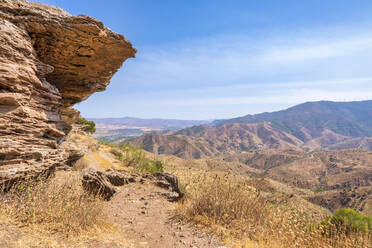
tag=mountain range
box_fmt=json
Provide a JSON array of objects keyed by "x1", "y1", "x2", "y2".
[{"x1": 130, "y1": 100, "x2": 372, "y2": 158}]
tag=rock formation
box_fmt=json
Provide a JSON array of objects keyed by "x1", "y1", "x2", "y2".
[
  {"x1": 0, "y1": 0, "x2": 136, "y2": 188},
  {"x1": 82, "y1": 169, "x2": 184, "y2": 201}
]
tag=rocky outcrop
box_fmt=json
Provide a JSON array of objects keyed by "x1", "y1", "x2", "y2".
[
  {"x1": 152, "y1": 172, "x2": 184, "y2": 199},
  {"x1": 0, "y1": 0, "x2": 136, "y2": 187},
  {"x1": 82, "y1": 169, "x2": 184, "y2": 201},
  {"x1": 82, "y1": 169, "x2": 119, "y2": 200}
]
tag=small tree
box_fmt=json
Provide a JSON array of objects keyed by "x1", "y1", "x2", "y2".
[{"x1": 77, "y1": 118, "x2": 96, "y2": 133}]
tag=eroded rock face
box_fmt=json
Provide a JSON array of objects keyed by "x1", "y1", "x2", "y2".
[{"x1": 0, "y1": 0, "x2": 136, "y2": 187}]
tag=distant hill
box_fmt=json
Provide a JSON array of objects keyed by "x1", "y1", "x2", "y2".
[
  {"x1": 130, "y1": 100, "x2": 372, "y2": 158},
  {"x1": 131, "y1": 122, "x2": 304, "y2": 159},
  {"x1": 221, "y1": 100, "x2": 372, "y2": 140},
  {"x1": 130, "y1": 133, "x2": 222, "y2": 159}
]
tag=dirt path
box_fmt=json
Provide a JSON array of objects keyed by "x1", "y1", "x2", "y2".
[
  {"x1": 0, "y1": 170, "x2": 224, "y2": 248},
  {"x1": 106, "y1": 182, "x2": 224, "y2": 248}
]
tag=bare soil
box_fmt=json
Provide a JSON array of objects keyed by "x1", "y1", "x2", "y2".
[{"x1": 106, "y1": 181, "x2": 224, "y2": 248}]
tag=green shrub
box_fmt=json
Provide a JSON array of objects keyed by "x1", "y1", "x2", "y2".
[
  {"x1": 109, "y1": 148, "x2": 122, "y2": 160},
  {"x1": 118, "y1": 143, "x2": 146, "y2": 167},
  {"x1": 108, "y1": 142, "x2": 163, "y2": 173},
  {"x1": 321, "y1": 208, "x2": 372, "y2": 235},
  {"x1": 136, "y1": 160, "x2": 163, "y2": 174},
  {"x1": 77, "y1": 118, "x2": 96, "y2": 133}
]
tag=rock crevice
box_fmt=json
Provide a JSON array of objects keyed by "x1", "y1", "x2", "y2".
[{"x1": 0, "y1": 0, "x2": 136, "y2": 186}]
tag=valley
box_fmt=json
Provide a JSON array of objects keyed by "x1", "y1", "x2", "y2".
[
  {"x1": 0, "y1": 0, "x2": 371, "y2": 247},
  {"x1": 92, "y1": 117, "x2": 211, "y2": 142},
  {"x1": 152, "y1": 148, "x2": 372, "y2": 216}
]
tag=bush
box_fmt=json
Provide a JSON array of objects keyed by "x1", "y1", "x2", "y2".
[
  {"x1": 108, "y1": 142, "x2": 163, "y2": 173},
  {"x1": 77, "y1": 117, "x2": 96, "y2": 133},
  {"x1": 321, "y1": 208, "x2": 372, "y2": 235},
  {"x1": 177, "y1": 175, "x2": 271, "y2": 239},
  {"x1": 137, "y1": 160, "x2": 164, "y2": 174},
  {"x1": 118, "y1": 143, "x2": 146, "y2": 167}
]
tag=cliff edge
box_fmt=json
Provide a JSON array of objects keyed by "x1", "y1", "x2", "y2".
[{"x1": 0, "y1": 0, "x2": 136, "y2": 187}]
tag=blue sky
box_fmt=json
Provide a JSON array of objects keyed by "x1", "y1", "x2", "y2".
[{"x1": 37, "y1": 0, "x2": 372, "y2": 120}]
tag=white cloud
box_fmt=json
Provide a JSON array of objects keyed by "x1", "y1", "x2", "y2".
[
  {"x1": 78, "y1": 26, "x2": 372, "y2": 119},
  {"x1": 112, "y1": 28, "x2": 372, "y2": 106},
  {"x1": 129, "y1": 76, "x2": 372, "y2": 97},
  {"x1": 261, "y1": 36, "x2": 372, "y2": 63},
  {"x1": 137, "y1": 88, "x2": 372, "y2": 107}
]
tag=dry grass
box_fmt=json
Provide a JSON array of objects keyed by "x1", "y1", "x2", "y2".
[
  {"x1": 0, "y1": 173, "x2": 132, "y2": 247},
  {"x1": 0, "y1": 173, "x2": 105, "y2": 236},
  {"x1": 175, "y1": 173, "x2": 372, "y2": 248}
]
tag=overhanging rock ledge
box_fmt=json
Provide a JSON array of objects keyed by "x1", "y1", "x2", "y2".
[{"x1": 0, "y1": 0, "x2": 136, "y2": 186}]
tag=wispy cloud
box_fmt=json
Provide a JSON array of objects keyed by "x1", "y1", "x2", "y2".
[
  {"x1": 136, "y1": 89, "x2": 372, "y2": 107},
  {"x1": 127, "y1": 77, "x2": 372, "y2": 97},
  {"x1": 116, "y1": 28, "x2": 372, "y2": 88},
  {"x1": 261, "y1": 36, "x2": 372, "y2": 63},
  {"x1": 78, "y1": 27, "x2": 372, "y2": 119}
]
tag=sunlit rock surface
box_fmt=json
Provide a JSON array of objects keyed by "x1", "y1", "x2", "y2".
[{"x1": 0, "y1": 0, "x2": 136, "y2": 186}]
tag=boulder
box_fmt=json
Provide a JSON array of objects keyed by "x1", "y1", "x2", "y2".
[{"x1": 153, "y1": 173, "x2": 184, "y2": 199}]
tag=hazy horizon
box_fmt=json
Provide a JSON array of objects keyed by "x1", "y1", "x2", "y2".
[
  {"x1": 88, "y1": 99, "x2": 372, "y2": 121},
  {"x1": 37, "y1": 0, "x2": 372, "y2": 119}
]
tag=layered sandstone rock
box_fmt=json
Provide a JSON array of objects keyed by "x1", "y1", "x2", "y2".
[{"x1": 0, "y1": 0, "x2": 136, "y2": 187}]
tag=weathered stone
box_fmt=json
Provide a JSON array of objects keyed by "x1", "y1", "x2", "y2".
[
  {"x1": 104, "y1": 169, "x2": 133, "y2": 186},
  {"x1": 65, "y1": 150, "x2": 85, "y2": 167},
  {"x1": 81, "y1": 169, "x2": 184, "y2": 201},
  {"x1": 82, "y1": 169, "x2": 117, "y2": 201},
  {"x1": 153, "y1": 173, "x2": 184, "y2": 200},
  {"x1": 0, "y1": 0, "x2": 136, "y2": 186}
]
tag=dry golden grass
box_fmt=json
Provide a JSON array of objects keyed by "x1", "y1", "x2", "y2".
[
  {"x1": 0, "y1": 173, "x2": 105, "y2": 236},
  {"x1": 0, "y1": 172, "x2": 134, "y2": 247},
  {"x1": 175, "y1": 173, "x2": 372, "y2": 248}
]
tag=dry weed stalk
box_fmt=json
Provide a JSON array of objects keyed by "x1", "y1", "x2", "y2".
[{"x1": 0, "y1": 173, "x2": 105, "y2": 236}]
